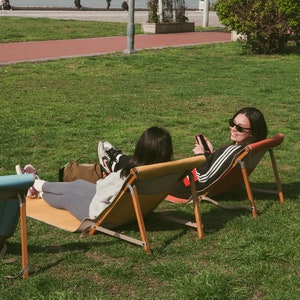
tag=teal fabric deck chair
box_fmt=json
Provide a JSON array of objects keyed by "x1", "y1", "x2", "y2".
[{"x1": 0, "y1": 174, "x2": 35, "y2": 279}]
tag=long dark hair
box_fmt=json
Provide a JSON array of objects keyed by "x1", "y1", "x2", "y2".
[
  {"x1": 231, "y1": 107, "x2": 268, "y2": 143},
  {"x1": 121, "y1": 126, "x2": 173, "y2": 178}
]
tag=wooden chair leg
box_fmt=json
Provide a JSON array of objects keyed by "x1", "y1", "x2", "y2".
[
  {"x1": 18, "y1": 193, "x2": 29, "y2": 279},
  {"x1": 238, "y1": 160, "x2": 257, "y2": 218},
  {"x1": 128, "y1": 184, "x2": 151, "y2": 254},
  {"x1": 269, "y1": 148, "x2": 284, "y2": 203},
  {"x1": 189, "y1": 172, "x2": 204, "y2": 238}
]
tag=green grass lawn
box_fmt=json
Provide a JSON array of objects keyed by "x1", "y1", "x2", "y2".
[
  {"x1": 0, "y1": 18, "x2": 299, "y2": 299},
  {"x1": 0, "y1": 17, "x2": 220, "y2": 43},
  {"x1": 0, "y1": 17, "x2": 142, "y2": 43}
]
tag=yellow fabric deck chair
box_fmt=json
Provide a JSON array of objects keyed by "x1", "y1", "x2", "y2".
[
  {"x1": 193, "y1": 134, "x2": 284, "y2": 218},
  {"x1": 0, "y1": 174, "x2": 35, "y2": 279},
  {"x1": 26, "y1": 156, "x2": 206, "y2": 255}
]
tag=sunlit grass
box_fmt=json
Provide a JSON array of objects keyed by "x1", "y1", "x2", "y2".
[
  {"x1": 0, "y1": 22, "x2": 299, "y2": 299},
  {"x1": 0, "y1": 17, "x2": 142, "y2": 42}
]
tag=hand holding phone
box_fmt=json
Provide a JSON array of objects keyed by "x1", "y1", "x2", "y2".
[{"x1": 194, "y1": 134, "x2": 212, "y2": 155}]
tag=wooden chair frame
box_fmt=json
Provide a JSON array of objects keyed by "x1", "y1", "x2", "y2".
[
  {"x1": 26, "y1": 156, "x2": 206, "y2": 257},
  {"x1": 87, "y1": 162, "x2": 205, "y2": 254}
]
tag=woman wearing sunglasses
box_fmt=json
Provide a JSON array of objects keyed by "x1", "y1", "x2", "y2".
[
  {"x1": 97, "y1": 107, "x2": 267, "y2": 199},
  {"x1": 168, "y1": 106, "x2": 268, "y2": 199}
]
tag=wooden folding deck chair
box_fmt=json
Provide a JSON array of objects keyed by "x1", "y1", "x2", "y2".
[
  {"x1": 0, "y1": 174, "x2": 35, "y2": 279},
  {"x1": 26, "y1": 155, "x2": 206, "y2": 256},
  {"x1": 192, "y1": 134, "x2": 285, "y2": 218}
]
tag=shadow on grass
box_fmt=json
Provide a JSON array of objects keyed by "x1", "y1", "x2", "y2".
[
  {"x1": 270, "y1": 181, "x2": 300, "y2": 199},
  {"x1": 7, "y1": 238, "x2": 116, "y2": 254},
  {"x1": 156, "y1": 180, "x2": 298, "y2": 235}
]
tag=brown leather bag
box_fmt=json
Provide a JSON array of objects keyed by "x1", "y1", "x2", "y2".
[{"x1": 59, "y1": 157, "x2": 102, "y2": 183}]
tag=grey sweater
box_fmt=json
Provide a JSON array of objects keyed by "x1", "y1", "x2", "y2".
[{"x1": 89, "y1": 170, "x2": 125, "y2": 219}]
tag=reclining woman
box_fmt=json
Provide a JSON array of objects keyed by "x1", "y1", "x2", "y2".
[
  {"x1": 98, "y1": 107, "x2": 268, "y2": 199},
  {"x1": 16, "y1": 126, "x2": 173, "y2": 221}
]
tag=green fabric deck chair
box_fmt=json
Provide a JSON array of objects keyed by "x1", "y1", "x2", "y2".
[{"x1": 0, "y1": 174, "x2": 35, "y2": 279}]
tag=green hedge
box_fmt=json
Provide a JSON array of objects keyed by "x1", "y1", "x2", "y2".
[{"x1": 216, "y1": 0, "x2": 300, "y2": 54}]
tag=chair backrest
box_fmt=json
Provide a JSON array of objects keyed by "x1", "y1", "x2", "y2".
[
  {"x1": 0, "y1": 174, "x2": 35, "y2": 200},
  {"x1": 0, "y1": 174, "x2": 35, "y2": 277},
  {"x1": 95, "y1": 156, "x2": 206, "y2": 227},
  {"x1": 0, "y1": 174, "x2": 35, "y2": 236},
  {"x1": 201, "y1": 134, "x2": 284, "y2": 197}
]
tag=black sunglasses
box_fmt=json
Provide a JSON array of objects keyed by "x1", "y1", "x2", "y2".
[{"x1": 229, "y1": 119, "x2": 251, "y2": 133}]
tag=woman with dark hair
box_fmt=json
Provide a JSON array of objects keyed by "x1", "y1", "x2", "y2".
[
  {"x1": 121, "y1": 126, "x2": 173, "y2": 177},
  {"x1": 16, "y1": 127, "x2": 173, "y2": 221},
  {"x1": 90, "y1": 126, "x2": 173, "y2": 218},
  {"x1": 170, "y1": 106, "x2": 268, "y2": 198},
  {"x1": 99, "y1": 107, "x2": 268, "y2": 199},
  {"x1": 230, "y1": 106, "x2": 268, "y2": 144}
]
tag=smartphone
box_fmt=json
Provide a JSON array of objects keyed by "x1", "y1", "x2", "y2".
[{"x1": 195, "y1": 134, "x2": 211, "y2": 154}]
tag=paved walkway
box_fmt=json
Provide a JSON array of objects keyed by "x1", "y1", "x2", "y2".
[
  {"x1": 0, "y1": 10, "x2": 230, "y2": 65},
  {"x1": 0, "y1": 10, "x2": 223, "y2": 27}
]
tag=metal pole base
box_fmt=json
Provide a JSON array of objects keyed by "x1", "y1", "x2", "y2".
[{"x1": 123, "y1": 49, "x2": 137, "y2": 54}]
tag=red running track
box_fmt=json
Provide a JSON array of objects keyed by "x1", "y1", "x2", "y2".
[{"x1": 0, "y1": 31, "x2": 231, "y2": 65}]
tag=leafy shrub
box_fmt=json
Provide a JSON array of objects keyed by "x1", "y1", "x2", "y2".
[
  {"x1": 278, "y1": 0, "x2": 300, "y2": 50},
  {"x1": 216, "y1": 0, "x2": 300, "y2": 54}
]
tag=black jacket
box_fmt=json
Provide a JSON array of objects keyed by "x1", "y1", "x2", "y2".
[{"x1": 171, "y1": 144, "x2": 244, "y2": 199}]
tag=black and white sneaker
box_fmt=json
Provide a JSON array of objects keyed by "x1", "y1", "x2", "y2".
[
  {"x1": 98, "y1": 142, "x2": 112, "y2": 175},
  {"x1": 98, "y1": 141, "x2": 122, "y2": 173}
]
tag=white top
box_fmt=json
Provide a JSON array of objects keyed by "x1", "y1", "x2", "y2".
[{"x1": 88, "y1": 170, "x2": 125, "y2": 219}]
